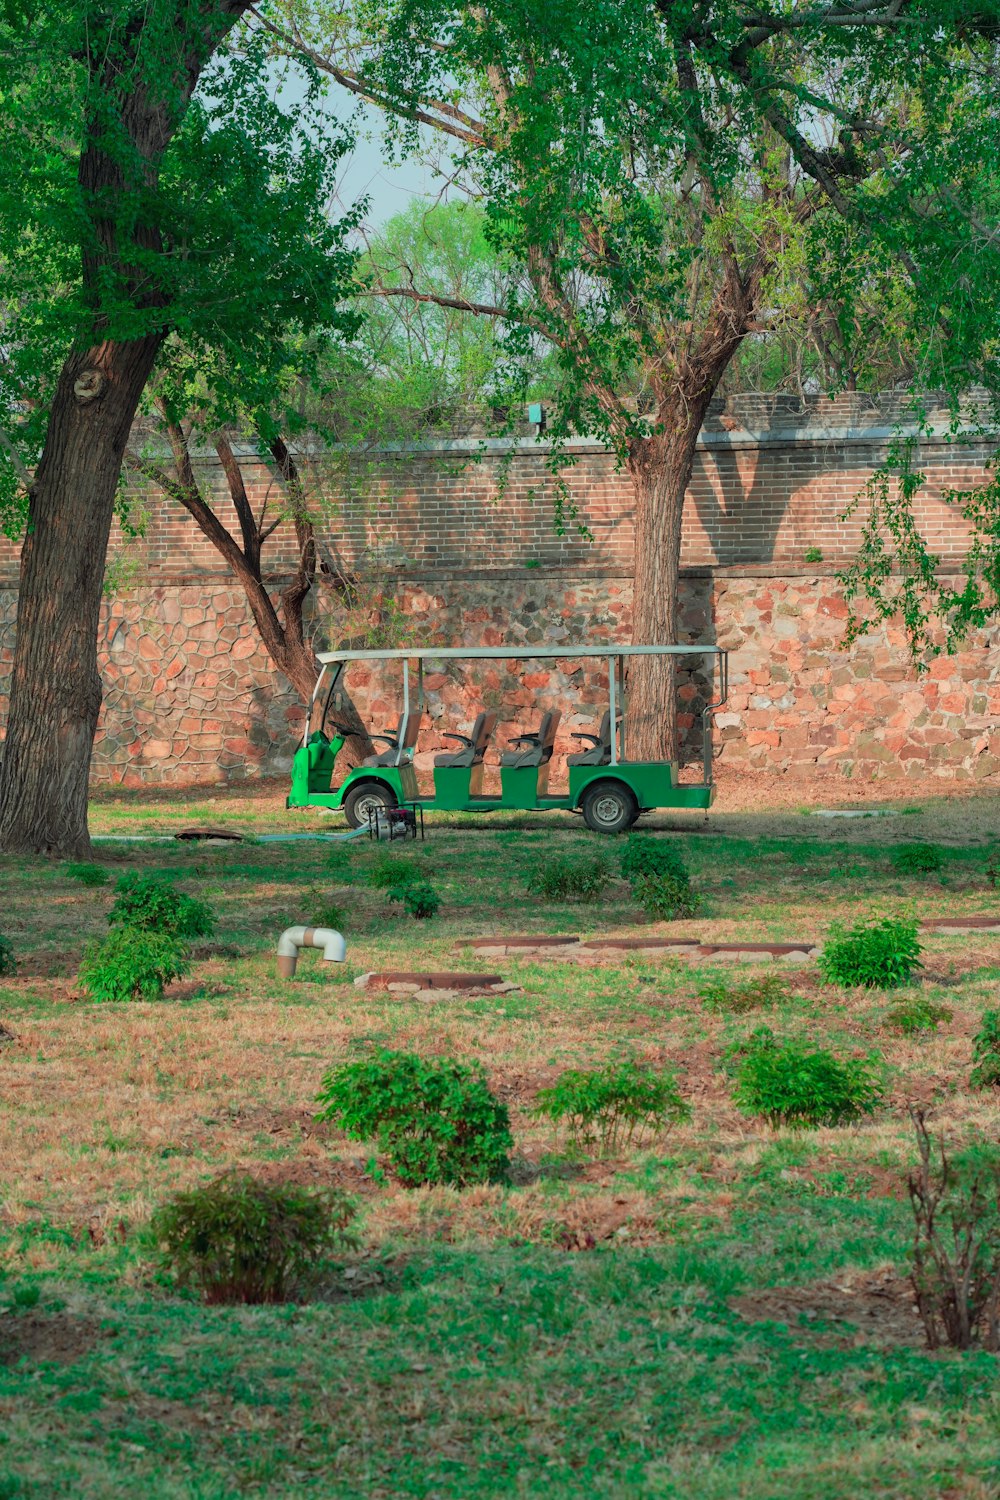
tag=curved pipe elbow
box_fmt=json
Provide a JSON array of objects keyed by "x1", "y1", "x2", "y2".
[{"x1": 277, "y1": 925, "x2": 347, "y2": 979}]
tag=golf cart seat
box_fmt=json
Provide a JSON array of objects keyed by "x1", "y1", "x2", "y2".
[
  {"x1": 566, "y1": 710, "x2": 619, "y2": 767},
  {"x1": 434, "y1": 712, "x2": 498, "y2": 769},
  {"x1": 363, "y1": 709, "x2": 423, "y2": 768},
  {"x1": 500, "y1": 710, "x2": 561, "y2": 769}
]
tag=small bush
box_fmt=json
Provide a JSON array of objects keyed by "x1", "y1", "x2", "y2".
[
  {"x1": 970, "y1": 1011, "x2": 1000, "y2": 1090},
  {"x1": 699, "y1": 973, "x2": 789, "y2": 1013},
  {"x1": 108, "y1": 873, "x2": 214, "y2": 938},
  {"x1": 733, "y1": 1028, "x2": 885, "y2": 1127},
  {"x1": 620, "y1": 836, "x2": 689, "y2": 885},
  {"x1": 632, "y1": 871, "x2": 700, "y2": 920},
  {"x1": 79, "y1": 928, "x2": 190, "y2": 1002},
  {"x1": 367, "y1": 854, "x2": 420, "y2": 891},
  {"x1": 65, "y1": 863, "x2": 109, "y2": 887},
  {"x1": 885, "y1": 997, "x2": 952, "y2": 1035},
  {"x1": 908, "y1": 1109, "x2": 1000, "y2": 1350},
  {"x1": 526, "y1": 853, "x2": 611, "y2": 903},
  {"x1": 818, "y1": 917, "x2": 923, "y2": 990},
  {"x1": 620, "y1": 836, "x2": 698, "y2": 919},
  {"x1": 390, "y1": 882, "x2": 440, "y2": 919},
  {"x1": 804, "y1": 546, "x2": 823, "y2": 563},
  {"x1": 150, "y1": 1172, "x2": 356, "y2": 1304},
  {"x1": 892, "y1": 843, "x2": 944, "y2": 875},
  {"x1": 0, "y1": 936, "x2": 15, "y2": 978},
  {"x1": 535, "y1": 1059, "x2": 689, "y2": 1154},
  {"x1": 317, "y1": 1050, "x2": 511, "y2": 1187},
  {"x1": 304, "y1": 889, "x2": 346, "y2": 931}
]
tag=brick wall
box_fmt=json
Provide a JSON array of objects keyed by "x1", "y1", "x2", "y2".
[{"x1": 0, "y1": 392, "x2": 997, "y2": 786}]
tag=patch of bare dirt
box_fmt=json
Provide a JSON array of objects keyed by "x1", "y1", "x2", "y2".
[
  {"x1": 0, "y1": 1311, "x2": 115, "y2": 1367},
  {"x1": 7, "y1": 953, "x2": 76, "y2": 980},
  {"x1": 731, "y1": 1269, "x2": 925, "y2": 1348},
  {"x1": 233, "y1": 1103, "x2": 338, "y2": 1141},
  {"x1": 251, "y1": 1156, "x2": 379, "y2": 1194}
]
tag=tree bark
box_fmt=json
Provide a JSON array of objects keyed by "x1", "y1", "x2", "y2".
[
  {"x1": 0, "y1": 338, "x2": 166, "y2": 855},
  {"x1": 625, "y1": 246, "x2": 775, "y2": 761},
  {"x1": 625, "y1": 410, "x2": 706, "y2": 763}
]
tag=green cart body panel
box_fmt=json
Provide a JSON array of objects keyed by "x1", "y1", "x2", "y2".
[{"x1": 288, "y1": 737, "x2": 715, "y2": 815}]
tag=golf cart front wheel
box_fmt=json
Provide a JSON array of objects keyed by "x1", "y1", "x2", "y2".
[
  {"x1": 343, "y1": 781, "x2": 399, "y2": 829},
  {"x1": 580, "y1": 781, "x2": 639, "y2": 835}
]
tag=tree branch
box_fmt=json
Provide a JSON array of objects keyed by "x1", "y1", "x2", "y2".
[
  {"x1": 0, "y1": 427, "x2": 34, "y2": 495},
  {"x1": 214, "y1": 431, "x2": 261, "y2": 572},
  {"x1": 247, "y1": 7, "x2": 487, "y2": 148}
]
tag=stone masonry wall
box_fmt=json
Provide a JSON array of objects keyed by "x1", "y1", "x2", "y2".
[
  {"x1": 0, "y1": 568, "x2": 991, "y2": 790},
  {"x1": 0, "y1": 393, "x2": 997, "y2": 787}
]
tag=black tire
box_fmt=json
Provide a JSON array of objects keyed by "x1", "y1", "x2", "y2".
[
  {"x1": 342, "y1": 780, "x2": 398, "y2": 829},
  {"x1": 580, "y1": 780, "x2": 639, "y2": 835}
]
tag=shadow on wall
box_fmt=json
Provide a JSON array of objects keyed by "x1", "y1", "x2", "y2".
[{"x1": 671, "y1": 571, "x2": 720, "y2": 772}]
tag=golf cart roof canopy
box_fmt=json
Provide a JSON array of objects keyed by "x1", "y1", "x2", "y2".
[{"x1": 316, "y1": 644, "x2": 724, "y2": 664}]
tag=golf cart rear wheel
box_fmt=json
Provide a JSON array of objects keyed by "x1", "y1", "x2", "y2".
[
  {"x1": 343, "y1": 781, "x2": 398, "y2": 829},
  {"x1": 580, "y1": 781, "x2": 639, "y2": 835}
]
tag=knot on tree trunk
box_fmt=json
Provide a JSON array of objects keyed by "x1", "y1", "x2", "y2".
[{"x1": 73, "y1": 370, "x2": 107, "y2": 404}]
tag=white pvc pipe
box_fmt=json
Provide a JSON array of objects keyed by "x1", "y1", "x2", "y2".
[{"x1": 277, "y1": 925, "x2": 347, "y2": 979}]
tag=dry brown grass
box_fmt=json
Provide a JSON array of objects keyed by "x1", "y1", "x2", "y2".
[{"x1": 1, "y1": 777, "x2": 999, "y2": 1269}]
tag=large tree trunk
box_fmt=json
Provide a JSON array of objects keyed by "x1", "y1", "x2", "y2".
[
  {"x1": 0, "y1": 338, "x2": 164, "y2": 855},
  {"x1": 0, "y1": 3, "x2": 249, "y2": 857},
  {"x1": 626, "y1": 409, "x2": 706, "y2": 763}
]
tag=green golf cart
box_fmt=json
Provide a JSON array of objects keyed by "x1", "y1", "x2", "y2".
[{"x1": 287, "y1": 644, "x2": 728, "y2": 834}]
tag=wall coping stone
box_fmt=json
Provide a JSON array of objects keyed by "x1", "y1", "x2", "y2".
[{"x1": 0, "y1": 560, "x2": 984, "y2": 589}]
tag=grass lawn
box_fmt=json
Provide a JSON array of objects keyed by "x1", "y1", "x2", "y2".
[{"x1": 2, "y1": 777, "x2": 1000, "y2": 1498}]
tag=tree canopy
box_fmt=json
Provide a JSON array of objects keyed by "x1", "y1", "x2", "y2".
[{"x1": 264, "y1": 0, "x2": 1000, "y2": 753}]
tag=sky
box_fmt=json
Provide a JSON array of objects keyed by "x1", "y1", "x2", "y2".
[{"x1": 331, "y1": 101, "x2": 442, "y2": 226}]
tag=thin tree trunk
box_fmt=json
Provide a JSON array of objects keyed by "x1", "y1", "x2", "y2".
[
  {"x1": 626, "y1": 412, "x2": 704, "y2": 763},
  {"x1": 0, "y1": 337, "x2": 164, "y2": 855},
  {"x1": 130, "y1": 430, "x2": 373, "y2": 767}
]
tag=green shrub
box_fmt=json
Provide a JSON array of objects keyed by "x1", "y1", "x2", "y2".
[
  {"x1": 534, "y1": 1059, "x2": 689, "y2": 1153},
  {"x1": 620, "y1": 836, "x2": 698, "y2": 918},
  {"x1": 79, "y1": 928, "x2": 190, "y2": 1002},
  {"x1": 733, "y1": 1028, "x2": 885, "y2": 1127},
  {"x1": 892, "y1": 843, "x2": 944, "y2": 875},
  {"x1": 620, "y1": 835, "x2": 689, "y2": 885},
  {"x1": 389, "y1": 882, "x2": 440, "y2": 919},
  {"x1": 970, "y1": 1011, "x2": 1000, "y2": 1090},
  {"x1": 317, "y1": 1050, "x2": 511, "y2": 1187},
  {"x1": 699, "y1": 973, "x2": 788, "y2": 1013},
  {"x1": 149, "y1": 1172, "x2": 356, "y2": 1304},
  {"x1": 367, "y1": 854, "x2": 420, "y2": 891},
  {"x1": 885, "y1": 997, "x2": 952, "y2": 1035},
  {"x1": 65, "y1": 862, "x2": 109, "y2": 887},
  {"x1": 108, "y1": 873, "x2": 215, "y2": 938},
  {"x1": 818, "y1": 917, "x2": 923, "y2": 989},
  {"x1": 526, "y1": 853, "x2": 611, "y2": 903},
  {"x1": 632, "y1": 871, "x2": 700, "y2": 920},
  {"x1": 909, "y1": 1109, "x2": 1000, "y2": 1351},
  {"x1": 0, "y1": 936, "x2": 15, "y2": 978},
  {"x1": 304, "y1": 889, "x2": 346, "y2": 931}
]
